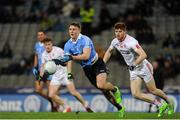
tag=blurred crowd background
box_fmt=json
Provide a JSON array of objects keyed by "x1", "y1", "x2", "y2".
[{"x1": 0, "y1": 0, "x2": 179, "y2": 92}]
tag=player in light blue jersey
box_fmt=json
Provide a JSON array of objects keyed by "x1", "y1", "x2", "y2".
[
  {"x1": 33, "y1": 31, "x2": 57, "y2": 112},
  {"x1": 53, "y1": 22, "x2": 125, "y2": 117}
]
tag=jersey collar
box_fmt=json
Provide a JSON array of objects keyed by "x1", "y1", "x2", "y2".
[
  {"x1": 38, "y1": 41, "x2": 44, "y2": 46},
  {"x1": 70, "y1": 34, "x2": 82, "y2": 44}
]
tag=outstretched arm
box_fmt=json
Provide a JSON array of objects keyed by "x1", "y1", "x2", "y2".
[
  {"x1": 34, "y1": 54, "x2": 38, "y2": 67},
  {"x1": 134, "y1": 46, "x2": 147, "y2": 65},
  {"x1": 72, "y1": 48, "x2": 91, "y2": 60},
  {"x1": 103, "y1": 47, "x2": 113, "y2": 63}
]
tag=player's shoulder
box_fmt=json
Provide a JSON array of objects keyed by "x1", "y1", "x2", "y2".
[
  {"x1": 125, "y1": 34, "x2": 138, "y2": 44},
  {"x1": 53, "y1": 46, "x2": 64, "y2": 51},
  {"x1": 41, "y1": 50, "x2": 46, "y2": 57},
  {"x1": 35, "y1": 42, "x2": 44, "y2": 48},
  {"x1": 65, "y1": 39, "x2": 72, "y2": 46},
  {"x1": 53, "y1": 46, "x2": 62, "y2": 49},
  {"x1": 111, "y1": 38, "x2": 119, "y2": 45},
  {"x1": 34, "y1": 42, "x2": 39, "y2": 48},
  {"x1": 81, "y1": 34, "x2": 90, "y2": 39},
  {"x1": 81, "y1": 34, "x2": 92, "y2": 43}
]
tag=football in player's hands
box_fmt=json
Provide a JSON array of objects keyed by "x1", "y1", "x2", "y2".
[{"x1": 44, "y1": 61, "x2": 57, "y2": 75}]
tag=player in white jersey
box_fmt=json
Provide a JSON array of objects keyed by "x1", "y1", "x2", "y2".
[
  {"x1": 33, "y1": 31, "x2": 58, "y2": 111},
  {"x1": 103, "y1": 22, "x2": 174, "y2": 117},
  {"x1": 41, "y1": 38, "x2": 93, "y2": 112}
]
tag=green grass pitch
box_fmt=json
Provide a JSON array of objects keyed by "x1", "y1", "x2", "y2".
[{"x1": 0, "y1": 112, "x2": 180, "y2": 119}]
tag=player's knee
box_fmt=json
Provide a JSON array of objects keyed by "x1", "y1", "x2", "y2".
[
  {"x1": 132, "y1": 91, "x2": 141, "y2": 99},
  {"x1": 149, "y1": 89, "x2": 158, "y2": 94},
  {"x1": 35, "y1": 88, "x2": 42, "y2": 94},
  {"x1": 97, "y1": 83, "x2": 105, "y2": 89},
  {"x1": 70, "y1": 90, "x2": 77, "y2": 96},
  {"x1": 48, "y1": 92, "x2": 55, "y2": 99}
]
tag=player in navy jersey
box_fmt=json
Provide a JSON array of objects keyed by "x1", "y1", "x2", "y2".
[
  {"x1": 33, "y1": 31, "x2": 57, "y2": 111},
  {"x1": 53, "y1": 22, "x2": 125, "y2": 117}
]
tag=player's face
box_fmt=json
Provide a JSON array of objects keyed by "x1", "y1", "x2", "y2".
[
  {"x1": 69, "y1": 25, "x2": 80, "y2": 41},
  {"x1": 115, "y1": 28, "x2": 126, "y2": 41},
  {"x1": 37, "y1": 32, "x2": 46, "y2": 42},
  {"x1": 44, "y1": 41, "x2": 53, "y2": 53}
]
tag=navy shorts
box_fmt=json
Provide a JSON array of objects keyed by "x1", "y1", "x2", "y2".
[{"x1": 83, "y1": 58, "x2": 107, "y2": 87}]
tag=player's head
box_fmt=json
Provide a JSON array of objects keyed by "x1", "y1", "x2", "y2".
[
  {"x1": 43, "y1": 38, "x2": 53, "y2": 53},
  {"x1": 69, "y1": 22, "x2": 81, "y2": 40},
  {"x1": 114, "y1": 22, "x2": 126, "y2": 41},
  {"x1": 37, "y1": 31, "x2": 46, "y2": 42}
]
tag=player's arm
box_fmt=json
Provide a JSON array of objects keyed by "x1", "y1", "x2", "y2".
[
  {"x1": 34, "y1": 54, "x2": 38, "y2": 67},
  {"x1": 67, "y1": 61, "x2": 74, "y2": 80},
  {"x1": 33, "y1": 54, "x2": 40, "y2": 80},
  {"x1": 40, "y1": 63, "x2": 45, "y2": 77},
  {"x1": 67, "y1": 61, "x2": 72, "y2": 73},
  {"x1": 133, "y1": 46, "x2": 147, "y2": 65},
  {"x1": 103, "y1": 47, "x2": 113, "y2": 63},
  {"x1": 72, "y1": 48, "x2": 91, "y2": 60}
]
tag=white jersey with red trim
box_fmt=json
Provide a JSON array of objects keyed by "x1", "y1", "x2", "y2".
[
  {"x1": 109, "y1": 34, "x2": 154, "y2": 82},
  {"x1": 42, "y1": 46, "x2": 67, "y2": 74},
  {"x1": 109, "y1": 34, "x2": 148, "y2": 66}
]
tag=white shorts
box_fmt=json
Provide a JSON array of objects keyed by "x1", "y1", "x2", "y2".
[
  {"x1": 50, "y1": 69, "x2": 70, "y2": 86},
  {"x1": 129, "y1": 60, "x2": 154, "y2": 83}
]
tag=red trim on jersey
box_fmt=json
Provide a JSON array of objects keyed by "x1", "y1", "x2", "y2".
[{"x1": 136, "y1": 44, "x2": 140, "y2": 49}]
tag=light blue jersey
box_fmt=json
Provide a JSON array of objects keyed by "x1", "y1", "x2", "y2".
[
  {"x1": 64, "y1": 34, "x2": 97, "y2": 67},
  {"x1": 34, "y1": 42, "x2": 45, "y2": 70}
]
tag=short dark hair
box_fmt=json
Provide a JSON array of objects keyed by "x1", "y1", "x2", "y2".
[
  {"x1": 69, "y1": 22, "x2": 81, "y2": 29},
  {"x1": 43, "y1": 38, "x2": 52, "y2": 43},
  {"x1": 114, "y1": 22, "x2": 126, "y2": 31}
]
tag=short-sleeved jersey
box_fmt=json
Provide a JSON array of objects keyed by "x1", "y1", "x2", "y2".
[
  {"x1": 64, "y1": 34, "x2": 98, "y2": 67},
  {"x1": 41, "y1": 46, "x2": 66, "y2": 74},
  {"x1": 34, "y1": 42, "x2": 45, "y2": 70},
  {"x1": 109, "y1": 34, "x2": 148, "y2": 66}
]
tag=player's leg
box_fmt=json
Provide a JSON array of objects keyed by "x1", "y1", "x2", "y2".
[
  {"x1": 96, "y1": 73, "x2": 122, "y2": 103},
  {"x1": 146, "y1": 78, "x2": 174, "y2": 116},
  {"x1": 130, "y1": 79, "x2": 156, "y2": 103},
  {"x1": 96, "y1": 73, "x2": 114, "y2": 90},
  {"x1": 102, "y1": 90, "x2": 125, "y2": 117},
  {"x1": 143, "y1": 62, "x2": 174, "y2": 116},
  {"x1": 83, "y1": 62, "x2": 124, "y2": 116},
  {"x1": 66, "y1": 81, "x2": 93, "y2": 112},
  {"x1": 35, "y1": 81, "x2": 48, "y2": 97},
  {"x1": 48, "y1": 84, "x2": 70, "y2": 112},
  {"x1": 131, "y1": 79, "x2": 168, "y2": 117},
  {"x1": 45, "y1": 80, "x2": 59, "y2": 112},
  {"x1": 35, "y1": 80, "x2": 57, "y2": 111},
  {"x1": 146, "y1": 79, "x2": 169, "y2": 103},
  {"x1": 95, "y1": 58, "x2": 122, "y2": 103}
]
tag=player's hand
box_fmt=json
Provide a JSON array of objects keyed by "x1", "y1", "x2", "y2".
[
  {"x1": 43, "y1": 70, "x2": 49, "y2": 79},
  {"x1": 32, "y1": 66, "x2": 40, "y2": 80},
  {"x1": 68, "y1": 73, "x2": 74, "y2": 80},
  {"x1": 60, "y1": 55, "x2": 73, "y2": 63},
  {"x1": 38, "y1": 70, "x2": 49, "y2": 81},
  {"x1": 52, "y1": 59, "x2": 66, "y2": 66}
]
